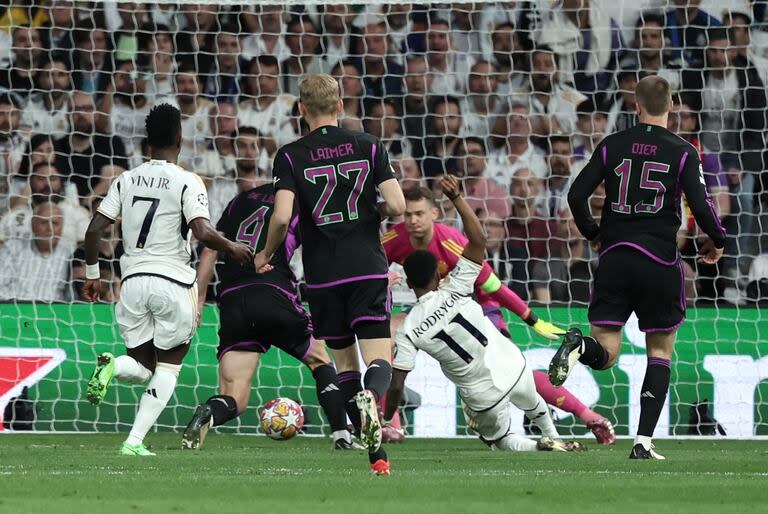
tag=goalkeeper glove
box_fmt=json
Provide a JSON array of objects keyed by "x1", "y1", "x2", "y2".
[{"x1": 524, "y1": 312, "x2": 567, "y2": 340}]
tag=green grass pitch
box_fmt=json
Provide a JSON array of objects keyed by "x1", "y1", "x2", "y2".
[{"x1": 1, "y1": 434, "x2": 766, "y2": 513}]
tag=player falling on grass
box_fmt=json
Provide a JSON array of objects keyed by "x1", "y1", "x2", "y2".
[
  {"x1": 254, "y1": 74, "x2": 405, "y2": 476},
  {"x1": 549, "y1": 76, "x2": 726, "y2": 460},
  {"x1": 384, "y1": 175, "x2": 581, "y2": 453},
  {"x1": 83, "y1": 104, "x2": 252, "y2": 456},
  {"x1": 181, "y1": 181, "x2": 357, "y2": 451},
  {"x1": 379, "y1": 187, "x2": 615, "y2": 444}
]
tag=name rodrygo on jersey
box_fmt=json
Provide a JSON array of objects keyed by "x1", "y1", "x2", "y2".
[
  {"x1": 393, "y1": 257, "x2": 527, "y2": 411},
  {"x1": 97, "y1": 159, "x2": 210, "y2": 286}
]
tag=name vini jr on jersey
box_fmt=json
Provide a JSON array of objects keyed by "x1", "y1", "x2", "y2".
[{"x1": 131, "y1": 175, "x2": 171, "y2": 190}]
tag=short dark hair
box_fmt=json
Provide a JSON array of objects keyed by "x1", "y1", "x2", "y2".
[
  {"x1": 429, "y1": 95, "x2": 462, "y2": 114},
  {"x1": 256, "y1": 55, "x2": 279, "y2": 69},
  {"x1": 457, "y1": 137, "x2": 487, "y2": 156},
  {"x1": 636, "y1": 12, "x2": 665, "y2": 29},
  {"x1": 548, "y1": 134, "x2": 572, "y2": 149},
  {"x1": 708, "y1": 27, "x2": 730, "y2": 44},
  {"x1": 31, "y1": 161, "x2": 59, "y2": 175},
  {"x1": 403, "y1": 250, "x2": 439, "y2": 289},
  {"x1": 635, "y1": 75, "x2": 672, "y2": 116},
  {"x1": 235, "y1": 125, "x2": 261, "y2": 138},
  {"x1": 576, "y1": 95, "x2": 607, "y2": 118},
  {"x1": 0, "y1": 91, "x2": 21, "y2": 109},
  {"x1": 176, "y1": 60, "x2": 198, "y2": 76},
  {"x1": 404, "y1": 187, "x2": 437, "y2": 205},
  {"x1": 145, "y1": 103, "x2": 181, "y2": 148}
]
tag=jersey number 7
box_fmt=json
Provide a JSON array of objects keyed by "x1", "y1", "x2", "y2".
[
  {"x1": 132, "y1": 196, "x2": 160, "y2": 249},
  {"x1": 303, "y1": 159, "x2": 370, "y2": 226},
  {"x1": 432, "y1": 313, "x2": 488, "y2": 364}
]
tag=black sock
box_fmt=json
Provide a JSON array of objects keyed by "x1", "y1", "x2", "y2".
[
  {"x1": 337, "y1": 371, "x2": 363, "y2": 433},
  {"x1": 637, "y1": 357, "x2": 672, "y2": 437},
  {"x1": 312, "y1": 364, "x2": 348, "y2": 433},
  {"x1": 364, "y1": 359, "x2": 392, "y2": 401},
  {"x1": 578, "y1": 336, "x2": 610, "y2": 370},
  {"x1": 368, "y1": 446, "x2": 388, "y2": 464},
  {"x1": 206, "y1": 395, "x2": 238, "y2": 426}
]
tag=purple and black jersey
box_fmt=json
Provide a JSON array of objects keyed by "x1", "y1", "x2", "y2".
[
  {"x1": 215, "y1": 183, "x2": 298, "y2": 294},
  {"x1": 568, "y1": 123, "x2": 726, "y2": 264},
  {"x1": 272, "y1": 125, "x2": 396, "y2": 286}
]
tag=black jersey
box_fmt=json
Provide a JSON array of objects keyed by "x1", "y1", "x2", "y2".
[
  {"x1": 215, "y1": 183, "x2": 298, "y2": 295},
  {"x1": 568, "y1": 123, "x2": 726, "y2": 264},
  {"x1": 272, "y1": 125, "x2": 396, "y2": 286}
]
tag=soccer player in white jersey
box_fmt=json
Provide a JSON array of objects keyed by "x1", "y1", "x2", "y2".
[
  {"x1": 82, "y1": 104, "x2": 252, "y2": 456},
  {"x1": 383, "y1": 175, "x2": 580, "y2": 452}
]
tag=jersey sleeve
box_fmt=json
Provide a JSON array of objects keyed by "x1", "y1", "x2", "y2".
[
  {"x1": 392, "y1": 328, "x2": 418, "y2": 372},
  {"x1": 679, "y1": 149, "x2": 727, "y2": 248},
  {"x1": 567, "y1": 141, "x2": 606, "y2": 241},
  {"x1": 96, "y1": 175, "x2": 122, "y2": 220},
  {"x1": 273, "y1": 151, "x2": 297, "y2": 193},
  {"x1": 371, "y1": 140, "x2": 396, "y2": 185},
  {"x1": 215, "y1": 197, "x2": 234, "y2": 233},
  {"x1": 443, "y1": 256, "x2": 483, "y2": 296},
  {"x1": 182, "y1": 174, "x2": 210, "y2": 223},
  {"x1": 380, "y1": 228, "x2": 400, "y2": 263}
]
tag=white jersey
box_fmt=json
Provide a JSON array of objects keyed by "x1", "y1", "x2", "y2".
[
  {"x1": 97, "y1": 159, "x2": 210, "y2": 286},
  {"x1": 393, "y1": 256, "x2": 527, "y2": 411}
]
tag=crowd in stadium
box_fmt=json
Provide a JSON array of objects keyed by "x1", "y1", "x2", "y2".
[{"x1": 0, "y1": 1, "x2": 765, "y2": 306}]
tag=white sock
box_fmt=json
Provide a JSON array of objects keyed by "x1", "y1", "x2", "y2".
[
  {"x1": 523, "y1": 396, "x2": 559, "y2": 438},
  {"x1": 493, "y1": 434, "x2": 538, "y2": 452},
  {"x1": 114, "y1": 355, "x2": 152, "y2": 384},
  {"x1": 125, "y1": 363, "x2": 180, "y2": 446},
  {"x1": 634, "y1": 435, "x2": 653, "y2": 451},
  {"x1": 332, "y1": 430, "x2": 350, "y2": 443}
]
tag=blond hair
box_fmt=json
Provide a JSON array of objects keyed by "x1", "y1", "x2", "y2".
[
  {"x1": 635, "y1": 75, "x2": 672, "y2": 116},
  {"x1": 298, "y1": 74, "x2": 340, "y2": 117}
]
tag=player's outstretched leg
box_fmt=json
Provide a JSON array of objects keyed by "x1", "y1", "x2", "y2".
[
  {"x1": 549, "y1": 326, "x2": 616, "y2": 387},
  {"x1": 87, "y1": 352, "x2": 116, "y2": 405},
  {"x1": 531, "y1": 371, "x2": 615, "y2": 445}
]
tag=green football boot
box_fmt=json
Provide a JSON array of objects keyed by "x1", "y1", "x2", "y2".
[
  {"x1": 119, "y1": 442, "x2": 156, "y2": 456},
  {"x1": 87, "y1": 352, "x2": 115, "y2": 405}
]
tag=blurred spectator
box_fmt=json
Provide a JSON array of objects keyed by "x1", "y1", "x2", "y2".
[
  {"x1": 392, "y1": 154, "x2": 424, "y2": 193},
  {"x1": 606, "y1": 69, "x2": 640, "y2": 133},
  {"x1": 426, "y1": 16, "x2": 474, "y2": 96},
  {"x1": 682, "y1": 27, "x2": 767, "y2": 276},
  {"x1": 526, "y1": 45, "x2": 587, "y2": 139},
  {"x1": 241, "y1": 5, "x2": 289, "y2": 62},
  {"x1": 198, "y1": 23, "x2": 246, "y2": 102},
  {"x1": 455, "y1": 136, "x2": 510, "y2": 219},
  {"x1": 722, "y1": 9, "x2": 751, "y2": 61},
  {"x1": 70, "y1": 19, "x2": 112, "y2": 97},
  {"x1": 534, "y1": 0, "x2": 624, "y2": 93},
  {"x1": 490, "y1": 22, "x2": 527, "y2": 95},
  {"x1": 478, "y1": 208, "x2": 516, "y2": 285},
  {"x1": 451, "y1": 2, "x2": 491, "y2": 60},
  {"x1": 0, "y1": 202, "x2": 74, "y2": 302},
  {"x1": 41, "y1": 0, "x2": 78, "y2": 52},
  {"x1": 282, "y1": 16, "x2": 323, "y2": 97},
  {"x1": 486, "y1": 103, "x2": 548, "y2": 189},
  {"x1": 0, "y1": 162, "x2": 89, "y2": 247},
  {"x1": 54, "y1": 91, "x2": 128, "y2": 206},
  {"x1": 10, "y1": 134, "x2": 72, "y2": 208},
  {"x1": 542, "y1": 135, "x2": 583, "y2": 218},
  {"x1": 354, "y1": 21, "x2": 404, "y2": 99},
  {"x1": 460, "y1": 60, "x2": 504, "y2": 138},
  {"x1": 621, "y1": 13, "x2": 682, "y2": 90},
  {"x1": 0, "y1": 92, "x2": 25, "y2": 213},
  {"x1": 422, "y1": 96, "x2": 463, "y2": 179},
  {"x1": 383, "y1": 4, "x2": 420, "y2": 59},
  {"x1": 573, "y1": 96, "x2": 608, "y2": 161},
  {"x1": 0, "y1": 26, "x2": 44, "y2": 97},
  {"x1": 665, "y1": 0, "x2": 721, "y2": 68},
  {"x1": 97, "y1": 59, "x2": 152, "y2": 160},
  {"x1": 171, "y1": 62, "x2": 214, "y2": 173},
  {"x1": 239, "y1": 56, "x2": 296, "y2": 148},
  {"x1": 175, "y1": 3, "x2": 219, "y2": 66},
  {"x1": 208, "y1": 126, "x2": 268, "y2": 224},
  {"x1": 138, "y1": 23, "x2": 176, "y2": 102},
  {"x1": 23, "y1": 54, "x2": 71, "y2": 140},
  {"x1": 319, "y1": 5, "x2": 356, "y2": 71},
  {"x1": 363, "y1": 98, "x2": 412, "y2": 157},
  {"x1": 401, "y1": 55, "x2": 432, "y2": 155},
  {"x1": 332, "y1": 59, "x2": 364, "y2": 132}
]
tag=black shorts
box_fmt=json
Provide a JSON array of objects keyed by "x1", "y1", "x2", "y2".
[
  {"x1": 589, "y1": 246, "x2": 686, "y2": 333},
  {"x1": 217, "y1": 284, "x2": 313, "y2": 361},
  {"x1": 304, "y1": 278, "x2": 391, "y2": 349}
]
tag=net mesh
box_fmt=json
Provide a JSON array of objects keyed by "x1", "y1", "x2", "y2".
[{"x1": 0, "y1": 0, "x2": 766, "y2": 437}]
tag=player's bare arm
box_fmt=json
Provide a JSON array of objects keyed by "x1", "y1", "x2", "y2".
[
  {"x1": 383, "y1": 369, "x2": 409, "y2": 423},
  {"x1": 254, "y1": 189, "x2": 295, "y2": 273},
  {"x1": 377, "y1": 178, "x2": 406, "y2": 218},
  {"x1": 190, "y1": 218, "x2": 252, "y2": 265},
  {"x1": 82, "y1": 212, "x2": 115, "y2": 303},
  {"x1": 196, "y1": 246, "x2": 218, "y2": 325},
  {"x1": 440, "y1": 174, "x2": 485, "y2": 264}
]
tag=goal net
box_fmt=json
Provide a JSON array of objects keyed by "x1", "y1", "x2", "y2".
[{"x1": 0, "y1": 0, "x2": 766, "y2": 438}]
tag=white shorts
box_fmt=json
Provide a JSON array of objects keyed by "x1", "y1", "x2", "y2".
[
  {"x1": 115, "y1": 275, "x2": 198, "y2": 350},
  {"x1": 461, "y1": 363, "x2": 539, "y2": 442}
]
